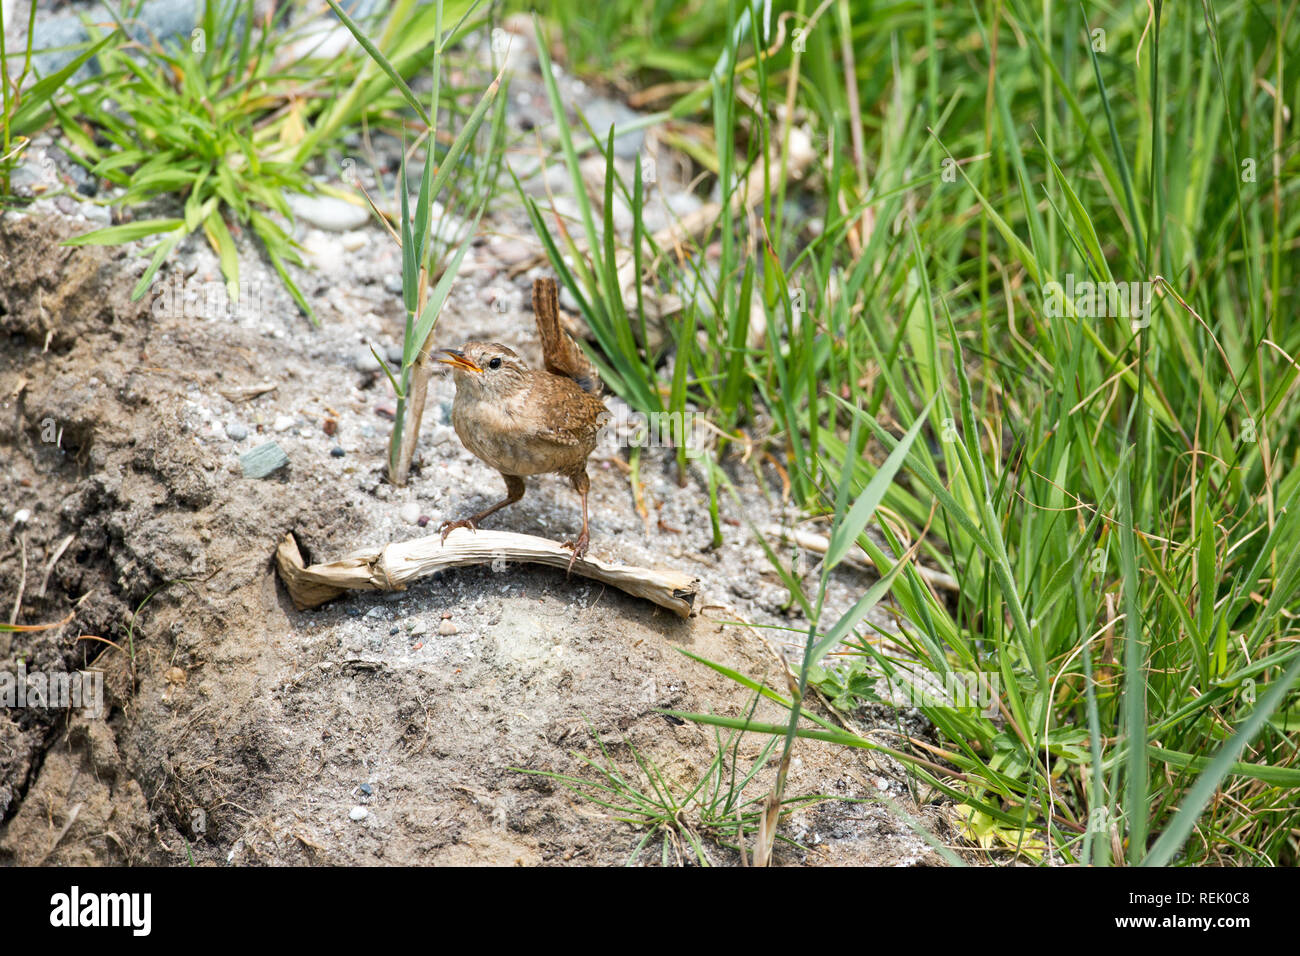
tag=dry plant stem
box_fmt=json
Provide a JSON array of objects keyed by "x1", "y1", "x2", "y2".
[
  {"x1": 39, "y1": 533, "x2": 75, "y2": 599},
  {"x1": 275, "y1": 530, "x2": 698, "y2": 617},
  {"x1": 34, "y1": 802, "x2": 82, "y2": 866},
  {"x1": 763, "y1": 524, "x2": 960, "y2": 593},
  {"x1": 509, "y1": 128, "x2": 815, "y2": 312},
  {"x1": 612, "y1": 127, "x2": 816, "y2": 298},
  {"x1": 751, "y1": 655, "x2": 808, "y2": 867},
  {"x1": 725, "y1": 587, "x2": 889, "y2": 867},
  {"x1": 754, "y1": 790, "x2": 781, "y2": 866},
  {"x1": 9, "y1": 532, "x2": 27, "y2": 626},
  {"x1": 391, "y1": 263, "x2": 435, "y2": 486},
  {"x1": 393, "y1": 344, "x2": 433, "y2": 485}
]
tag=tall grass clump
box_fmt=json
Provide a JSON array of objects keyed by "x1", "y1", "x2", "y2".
[
  {"x1": 34, "y1": 0, "x2": 485, "y2": 321},
  {"x1": 532, "y1": 0, "x2": 1300, "y2": 864}
]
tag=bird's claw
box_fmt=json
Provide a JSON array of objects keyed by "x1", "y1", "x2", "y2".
[
  {"x1": 439, "y1": 517, "x2": 477, "y2": 545},
  {"x1": 561, "y1": 531, "x2": 589, "y2": 574}
]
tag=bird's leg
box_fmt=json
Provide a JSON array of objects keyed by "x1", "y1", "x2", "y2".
[
  {"x1": 561, "y1": 470, "x2": 591, "y2": 573},
  {"x1": 439, "y1": 473, "x2": 525, "y2": 543}
]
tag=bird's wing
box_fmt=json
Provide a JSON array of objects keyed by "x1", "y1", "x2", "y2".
[{"x1": 531, "y1": 380, "x2": 609, "y2": 447}]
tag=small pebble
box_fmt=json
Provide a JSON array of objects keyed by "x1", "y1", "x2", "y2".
[
  {"x1": 272, "y1": 415, "x2": 294, "y2": 432},
  {"x1": 349, "y1": 806, "x2": 368, "y2": 822},
  {"x1": 559, "y1": 284, "x2": 581, "y2": 313},
  {"x1": 13, "y1": 508, "x2": 31, "y2": 525},
  {"x1": 354, "y1": 347, "x2": 381, "y2": 373},
  {"x1": 438, "y1": 620, "x2": 458, "y2": 636},
  {"x1": 417, "y1": 515, "x2": 430, "y2": 527},
  {"x1": 82, "y1": 203, "x2": 111, "y2": 227},
  {"x1": 288, "y1": 193, "x2": 371, "y2": 232},
  {"x1": 302, "y1": 234, "x2": 345, "y2": 274},
  {"x1": 225, "y1": 422, "x2": 249, "y2": 441},
  {"x1": 330, "y1": 446, "x2": 346, "y2": 458},
  {"x1": 239, "y1": 441, "x2": 289, "y2": 479},
  {"x1": 359, "y1": 783, "x2": 373, "y2": 796},
  {"x1": 489, "y1": 238, "x2": 532, "y2": 266},
  {"x1": 400, "y1": 502, "x2": 421, "y2": 524}
]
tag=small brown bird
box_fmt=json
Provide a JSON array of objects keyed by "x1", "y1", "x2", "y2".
[{"x1": 435, "y1": 279, "x2": 607, "y2": 569}]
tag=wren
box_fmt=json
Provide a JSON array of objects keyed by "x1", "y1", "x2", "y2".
[{"x1": 435, "y1": 278, "x2": 607, "y2": 570}]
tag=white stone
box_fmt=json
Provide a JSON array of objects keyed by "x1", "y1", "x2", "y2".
[
  {"x1": 288, "y1": 193, "x2": 370, "y2": 232},
  {"x1": 301, "y1": 234, "x2": 345, "y2": 274}
]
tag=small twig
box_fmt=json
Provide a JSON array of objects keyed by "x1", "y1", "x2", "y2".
[
  {"x1": 34, "y1": 803, "x2": 82, "y2": 866},
  {"x1": 763, "y1": 524, "x2": 960, "y2": 593},
  {"x1": 38, "y1": 533, "x2": 75, "y2": 600},
  {"x1": 218, "y1": 382, "x2": 278, "y2": 403},
  {"x1": 737, "y1": 806, "x2": 749, "y2": 866},
  {"x1": 0, "y1": 610, "x2": 75, "y2": 633},
  {"x1": 75, "y1": 634, "x2": 127, "y2": 654},
  {"x1": 763, "y1": 453, "x2": 790, "y2": 502},
  {"x1": 9, "y1": 532, "x2": 27, "y2": 625},
  {"x1": 294, "y1": 831, "x2": 328, "y2": 854},
  {"x1": 628, "y1": 448, "x2": 652, "y2": 534}
]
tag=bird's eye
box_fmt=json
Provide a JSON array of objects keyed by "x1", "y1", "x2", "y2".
[{"x1": 488, "y1": 357, "x2": 502, "y2": 370}]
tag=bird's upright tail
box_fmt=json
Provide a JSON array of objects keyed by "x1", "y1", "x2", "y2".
[{"x1": 533, "y1": 277, "x2": 602, "y2": 396}]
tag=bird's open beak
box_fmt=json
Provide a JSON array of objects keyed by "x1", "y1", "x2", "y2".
[{"x1": 434, "y1": 349, "x2": 482, "y2": 373}]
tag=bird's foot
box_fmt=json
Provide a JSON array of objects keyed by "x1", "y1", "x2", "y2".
[
  {"x1": 561, "y1": 530, "x2": 589, "y2": 574},
  {"x1": 438, "y1": 517, "x2": 478, "y2": 545}
]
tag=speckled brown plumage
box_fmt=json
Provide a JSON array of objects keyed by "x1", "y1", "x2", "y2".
[{"x1": 435, "y1": 279, "x2": 607, "y2": 569}]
